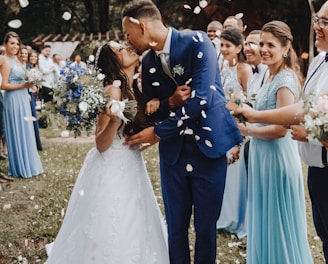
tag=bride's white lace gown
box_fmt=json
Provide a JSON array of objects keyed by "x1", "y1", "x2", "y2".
[{"x1": 46, "y1": 134, "x2": 169, "y2": 264}]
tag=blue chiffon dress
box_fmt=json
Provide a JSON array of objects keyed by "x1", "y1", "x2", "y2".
[
  {"x1": 216, "y1": 64, "x2": 247, "y2": 238},
  {"x1": 247, "y1": 70, "x2": 313, "y2": 263},
  {"x1": 3, "y1": 57, "x2": 43, "y2": 178}
]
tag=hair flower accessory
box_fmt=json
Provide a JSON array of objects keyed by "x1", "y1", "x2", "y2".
[{"x1": 172, "y1": 64, "x2": 184, "y2": 77}]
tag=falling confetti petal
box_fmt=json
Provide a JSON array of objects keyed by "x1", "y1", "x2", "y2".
[
  {"x1": 192, "y1": 36, "x2": 199, "y2": 42},
  {"x1": 19, "y1": 0, "x2": 29, "y2": 8},
  {"x1": 191, "y1": 90, "x2": 196, "y2": 98},
  {"x1": 177, "y1": 120, "x2": 183, "y2": 127},
  {"x1": 24, "y1": 116, "x2": 37, "y2": 121},
  {"x1": 199, "y1": 0, "x2": 208, "y2": 8},
  {"x1": 235, "y1": 13, "x2": 244, "y2": 19},
  {"x1": 186, "y1": 164, "x2": 193, "y2": 172},
  {"x1": 193, "y1": 6, "x2": 201, "y2": 14},
  {"x1": 181, "y1": 114, "x2": 190, "y2": 120},
  {"x1": 183, "y1": 3, "x2": 192, "y2": 9},
  {"x1": 149, "y1": 41, "x2": 158, "y2": 47},
  {"x1": 205, "y1": 140, "x2": 213, "y2": 147},
  {"x1": 195, "y1": 135, "x2": 200, "y2": 140},
  {"x1": 250, "y1": 43, "x2": 258, "y2": 50},
  {"x1": 201, "y1": 110, "x2": 207, "y2": 118},
  {"x1": 169, "y1": 112, "x2": 176, "y2": 117},
  {"x1": 215, "y1": 30, "x2": 221, "y2": 37},
  {"x1": 8, "y1": 19, "x2": 22, "y2": 29},
  {"x1": 210, "y1": 85, "x2": 216, "y2": 90},
  {"x1": 133, "y1": 72, "x2": 140, "y2": 79},
  {"x1": 149, "y1": 68, "x2": 156, "y2": 74},
  {"x1": 79, "y1": 189, "x2": 85, "y2": 196},
  {"x1": 129, "y1": 17, "x2": 140, "y2": 24},
  {"x1": 197, "y1": 52, "x2": 203, "y2": 58},
  {"x1": 202, "y1": 126, "x2": 212, "y2": 131},
  {"x1": 200, "y1": 100, "x2": 207, "y2": 105},
  {"x1": 197, "y1": 32, "x2": 204, "y2": 42},
  {"x1": 113, "y1": 80, "x2": 121, "y2": 87},
  {"x1": 179, "y1": 130, "x2": 185, "y2": 135},
  {"x1": 152, "y1": 82, "x2": 160, "y2": 86},
  {"x1": 182, "y1": 106, "x2": 186, "y2": 115},
  {"x1": 61, "y1": 130, "x2": 69, "y2": 137},
  {"x1": 62, "y1": 11, "x2": 72, "y2": 21},
  {"x1": 185, "y1": 128, "x2": 193, "y2": 135}
]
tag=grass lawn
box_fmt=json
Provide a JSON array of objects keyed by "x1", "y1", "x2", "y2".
[{"x1": 0, "y1": 122, "x2": 325, "y2": 263}]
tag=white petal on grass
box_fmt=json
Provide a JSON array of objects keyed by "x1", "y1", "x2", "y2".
[
  {"x1": 186, "y1": 164, "x2": 193, "y2": 172},
  {"x1": 193, "y1": 6, "x2": 201, "y2": 14},
  {"x1": 61, "y1": 130, "x2": 69, "y2": 137},
  {"x1": 197, "y1": 52, "x2": 203, "y2": 58},
  {"x1": 29, "y1": 196, "x2": 35, "y2": 201},
  {"x1": 3, "y1": 204, "x2": 11, "y2": 210},
  {"x1": 152, "y1": 82, "x2": 160, "y2": 86},
  {"x1": 177, "y1": 120, "x2": 183, "y2": 127},
  {"x1": 149, "y1": 68, "x2": 156, "y2": 74},
  {"x1": 205, "y1": 140, "x2": 213, "y2": 147},
  {"x1": 61, "y1": 208, "x2": 65, "y2": 218},
  {"x1": 34, "y1": 205, "x2": 39, "y2": 210}
]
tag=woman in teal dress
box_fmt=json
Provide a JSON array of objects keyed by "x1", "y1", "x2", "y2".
[
  {"x1": 238, "y1": 21, "x2": 313, "y2": 263},
  {"x1": 1, "y1": 32, "x2": 43, "y2": 178}
]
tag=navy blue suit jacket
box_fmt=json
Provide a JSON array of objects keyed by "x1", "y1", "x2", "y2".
[{"x1": 142, "y1": 28, "x2": 242, "y2": 165}]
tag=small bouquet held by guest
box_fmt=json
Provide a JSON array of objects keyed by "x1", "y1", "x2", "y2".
[
  {"x1": 303, "y1": 94, "x2": 328, "y2": 141},
  {"x1": 225, "y1": 90, "x2": 250, "y2": 125},
  {"x1": 52, "y1": 55, "x2": 137, "y2": 137},
  {"x1": 25, "y1": 68, "x2": 44, "y2": 87}
]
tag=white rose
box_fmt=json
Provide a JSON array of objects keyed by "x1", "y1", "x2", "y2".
[
  {"x1": 61, "y1": 130, "x2": 69, "y2": 137},
  {"x1": 88, "y1": 54, "x2": 95, "y2": 62},
  {"x1": 79, "y1": 101, "x2": 88, "y2": 112},
  {"x1": 97, "y1": 73, "x2": 105, "y2": 81}
]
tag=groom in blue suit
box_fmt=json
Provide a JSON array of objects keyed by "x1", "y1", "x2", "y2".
[{"x1": 122, "y1": 1, "x2": 242, "y2": 263}]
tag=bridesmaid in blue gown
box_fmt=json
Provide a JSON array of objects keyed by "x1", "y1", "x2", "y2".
[
  {"x1": 1, "y1": 32, "x2": 43, "y2": 178},
  {"x1": 238, "y1": 21, "x2": 313, "y2": 263}
]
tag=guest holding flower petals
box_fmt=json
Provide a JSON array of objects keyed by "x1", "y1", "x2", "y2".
[{"x1": 236, "y1": 21, "x2": 313, "y2": 263}]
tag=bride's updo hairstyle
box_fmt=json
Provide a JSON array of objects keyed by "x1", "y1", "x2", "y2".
[{"x1": 95, "y1": 43, "x2": 134, "y2": 101}]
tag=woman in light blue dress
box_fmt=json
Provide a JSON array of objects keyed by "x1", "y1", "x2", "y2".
[
  {"x1": 1, "y1": 32, "x2": 43, "y2": 178},
  {"x1": 238, "y1": 21, "x2": 313, "y2": 263},
  {"x1": 216, "y1": 27, "x2": 252, "y2": 238}
]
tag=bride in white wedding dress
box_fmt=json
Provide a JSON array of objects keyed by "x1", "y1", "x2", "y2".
[{"x1": 46, "y1": 42, "x2": 169, "y2": 264}]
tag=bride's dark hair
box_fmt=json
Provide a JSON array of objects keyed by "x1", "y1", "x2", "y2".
[
  {"x1": 95, "y1": 43, "x2": 154, "y2": 135},
  {"x1": 95, "y1": 44, "x2": 134, "y2": 101}
]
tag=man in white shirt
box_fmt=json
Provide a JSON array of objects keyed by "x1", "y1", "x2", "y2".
[
  {"x1": 290, "y1": 4, "x2": 328, "y2": 259},
  {"x1": 38, "y1": 44, "x2": 58, "y2": 102}
]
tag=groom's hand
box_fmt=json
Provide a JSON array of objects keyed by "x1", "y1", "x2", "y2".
[
  {"x1": 168, "y1": 85, "x2": 191, "y2": 109},
  {"x1": 124, "y1": 126, "x2": 159, "y2": 151}
]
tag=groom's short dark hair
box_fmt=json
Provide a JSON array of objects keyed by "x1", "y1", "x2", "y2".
[{"x1": 121, "y1": 0, "x2": 161, "y2": 20}]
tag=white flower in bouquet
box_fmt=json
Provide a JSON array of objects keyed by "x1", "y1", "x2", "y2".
[
  {"x1": 303, "y1": 94, "x2": 328, "y2": 141},
  {"x1": 26, "y1": 68, "x2": 44, "y2": 86}
]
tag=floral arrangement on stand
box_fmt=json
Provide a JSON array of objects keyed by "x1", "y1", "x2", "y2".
[
  {"x1": 52, "y1": 55, "x2": 137, "y2": 138},
  {"x1": 303, "y1": 94, "x2": 328, "y2": 141}
]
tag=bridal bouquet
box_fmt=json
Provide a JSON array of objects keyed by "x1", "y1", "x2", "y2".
[
  {"x1": 303, "y1": 94, "x2": 328, "y2": 141},
  {"x1": 26, "y1": 68, "x2": 44, "y2": 86},
  {"x1": 53, "y1": 56, "x2": 137, "y2": 137}
]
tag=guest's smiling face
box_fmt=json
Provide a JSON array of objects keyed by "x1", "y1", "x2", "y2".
[{"x1": 314, "y1": 1, "x2": 328, "y2": 52}]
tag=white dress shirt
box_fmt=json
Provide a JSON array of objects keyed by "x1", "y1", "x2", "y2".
[
  {"x1": 38, "y1": 54, "x2": 58, "y2": 89},
  {"x1": 246, "y1": 63, "x2": 269, "y2": 105},
  {"x1": 299, "y1": 52, "x2": 328, "y2": 168}
]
